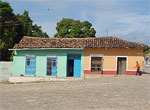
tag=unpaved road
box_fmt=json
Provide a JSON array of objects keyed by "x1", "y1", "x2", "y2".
[{"x1": 0, "y1": 75, "x2": 150, "y2": 110}]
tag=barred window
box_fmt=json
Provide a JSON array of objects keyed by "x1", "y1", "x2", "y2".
[
  {"x1": 47, "y1": 58, "x2": 57, "y2": 75},
  {"x1": 27, "y1": 59, "x2": 30, "y2": 66},
  {"x1": 91, "y1": 57, "x2": 102, "y2": 72}
]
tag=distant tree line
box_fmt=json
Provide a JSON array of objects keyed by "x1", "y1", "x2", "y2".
[{"x1": 0, "y1": 1, "x2": 49, "y2": 61}]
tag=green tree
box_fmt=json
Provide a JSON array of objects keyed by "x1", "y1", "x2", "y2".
[
  {"x1": 16, "y1": 11, "x2": 49, "y2": 38},
  {"x1": 32, "y1": 24, "x2": 49, "y2": 38},
  {"x1": 54, "y1": 18, "x2": 96, "y2": 38},
  {"x1": 16, "y1": 11, "x2": 33, "y2": 36},
  {"x1": 0, "y1": 1, "x2": 49, "y2": 61},
  {"x1": 0, "y1": 1, "x2": 19, "y2": 61}
]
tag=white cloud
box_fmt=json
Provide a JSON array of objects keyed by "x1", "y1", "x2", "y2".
[
  {"x1": 12, "y1": 0, "x2": 149, "y2": 44},
  {"x1": 82, "y1": 9, "x2": 150, "y2": 36}
]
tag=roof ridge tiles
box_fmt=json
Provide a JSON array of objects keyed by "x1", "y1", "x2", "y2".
[{"x1": 13, "y1": 36, "x2": 148, "y2": 49}]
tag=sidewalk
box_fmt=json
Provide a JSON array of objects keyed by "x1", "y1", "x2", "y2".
[{"x1": 9, "y1": 76, "x2": 83, "y2": 83}]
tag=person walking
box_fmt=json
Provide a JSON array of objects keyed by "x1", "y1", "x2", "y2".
[{"x1": 136, "y1": 61, "x2": 140, "y2": 76}]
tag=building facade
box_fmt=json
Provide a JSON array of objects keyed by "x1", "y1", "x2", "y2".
[
  {"x1": 84, "y1": 48, "x2": 144, "y2": 75},
  {"x1": 13, "y1": 49, "x2": 84, "y2": 77},
  {"x1": 12, "y1": 36, "x2": 147, "y2": 77},
  {"x1": 143, "y1": 53, "x2": 150, "y2": 74}
]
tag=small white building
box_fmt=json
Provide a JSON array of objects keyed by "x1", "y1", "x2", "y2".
[{"x1": 143, "y1": 48, "x2": 150, "y2": 74}]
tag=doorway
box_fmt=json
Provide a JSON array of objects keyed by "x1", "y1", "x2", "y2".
[
  {"x1": 68, "y1": 60, "x2": 74, "y2": 77},
  {"x1": 67, "y1": 54, "x2": 81, "y2": 77},
  {"x1": 117, "y1": 57, "x2": 127, "y2": 75}
]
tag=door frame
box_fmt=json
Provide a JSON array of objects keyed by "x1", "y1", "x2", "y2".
[
  {"x1": 67, "y1": 54, "x2": 81, "y2": 77},
  {"x1": 116, "y1": 56, "x2": 128, "y2": 74},
  {"x1": 67, "y1": 59, "x2": 74, "y2": 77}
]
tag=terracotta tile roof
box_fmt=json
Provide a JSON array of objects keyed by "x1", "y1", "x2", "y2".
[
  {"x1": 84, "y1": 37, "x2": 147, "y2": 49},
  {"x1": 13, "y1": 36, "x2": 85, "y2": 49},
  {"x1": 13, "y1": 36, "x2": 148, "y2": 49}
]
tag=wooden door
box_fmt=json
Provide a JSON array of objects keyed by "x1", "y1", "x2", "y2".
[
  {"x1": 74, "y1": 59, "x2": 81, "y2": 77},
  {"x1": 117, "y1": 58, "x2": 126, "y2": 75}
]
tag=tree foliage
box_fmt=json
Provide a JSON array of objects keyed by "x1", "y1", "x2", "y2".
[
  {"x1": 16, "y1": 11, "x2": 33, "y2": 36},
  {"x1": 144, "y1": 49, "x2": 150, "y2": 55},
  {"x1": 0, "y1": 1, "x2": 49, "y2": 61},
  {"x1": 32, "y1": 24, "x2": 49, "y2": 38},
  {"x1": 54, "y1": 18, "x2": 96, "y2": 38}
]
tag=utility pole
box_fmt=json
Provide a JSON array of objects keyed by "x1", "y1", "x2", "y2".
[{"x1": 106, "y1": 28, "x2": 108, "y2": 36}]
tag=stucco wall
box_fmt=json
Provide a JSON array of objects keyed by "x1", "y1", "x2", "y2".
[
  {"x1": 13, "y1": 49, "x2": 84, "y2": 77},
  {"x1": 84, "y1": 48, "x2": 144, "y2": 75},
  {"x1": 0, "y1": 62, "x2": 13, "y2": 82},
  {"x1": 143, "y1": 57, "x2": 150, "y2": 73}
]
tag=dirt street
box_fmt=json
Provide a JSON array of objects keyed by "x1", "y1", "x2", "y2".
[{"x1": 0, "y1": 75, "x2": 150, "y2": 110}]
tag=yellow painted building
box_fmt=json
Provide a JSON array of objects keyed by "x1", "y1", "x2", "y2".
[{"x1": 84, "y1": 48, "x2": 144, "y2": 75}]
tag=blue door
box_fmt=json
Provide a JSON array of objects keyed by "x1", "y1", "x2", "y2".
[
  {"x1": 47, "y1": 57, "x2": 57, "y2": 76},
  {"x1": 67, "y1": 54, "x2": 81, "y2": 77},
  {"x1": 25, "y1": 56, "x2": 36, "y2": 75},
  {"x1": 74, "y1": 59, "x2": 81, "y2": 77}
]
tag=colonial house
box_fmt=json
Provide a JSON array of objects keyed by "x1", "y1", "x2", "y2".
[
  {"x1": 83, "y1": 38, "x2": 147, "y2": 75},
  {"x1": 11, "y1": 36, "x2": 147, "y2": 77}
]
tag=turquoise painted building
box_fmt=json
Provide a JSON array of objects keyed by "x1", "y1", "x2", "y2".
[{"x1": 13, "y1": 36, "x2": 84, "y2": 77}]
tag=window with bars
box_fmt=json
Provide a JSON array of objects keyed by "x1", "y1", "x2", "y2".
[
  {"x1": 91, "y1": 57, "x2": 103, "y2": 72},
  {"x1": 25, "y1": 56, "x2": 36, "y2": 75},
  {"x1": 27, "y1": 59, "x2": 30, "y2": 66},
  {"x1": 47, "y1": 58, "x2": 52, "y2": 75},
  {"x1": 47, "y1": 58, "x2": 57, "y2": 75}
]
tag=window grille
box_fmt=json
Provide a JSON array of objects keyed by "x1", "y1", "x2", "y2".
[{"x1": 91, "y1": 57, "x2": 102, "y2": 73}]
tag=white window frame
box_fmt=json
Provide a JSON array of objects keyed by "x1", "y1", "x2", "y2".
[
  {"x1": 47, "y1": 54, "x2": 57, "y2": 58},
  {"x1": 25, "y1": 55, "x2": 35, "y2": 57}
]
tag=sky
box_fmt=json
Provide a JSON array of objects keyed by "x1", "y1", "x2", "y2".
[{"x1": 4, "y1": 0, "x2": 150, "y2": 45}]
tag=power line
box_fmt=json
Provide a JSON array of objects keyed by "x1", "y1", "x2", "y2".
[
  {"x1": 115, "y1": 6, "x2": 149, "y2": 35},
  {"x1": 125, "y1": 7, "x2": 148, "y2": 30},
  {"x1": 141, "y1": 0, "x2": 150, "y2": 35},
  {"x1": 106, "y1": 28, "x2": 108, "y2": 36},
  {"x1": 0, "y1": 21, "x2": 33, "y2": 26}
]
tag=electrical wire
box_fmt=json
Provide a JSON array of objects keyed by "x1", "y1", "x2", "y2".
[{"x1": 0, "y1": 21, "x2": 33, "y2": 26}]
